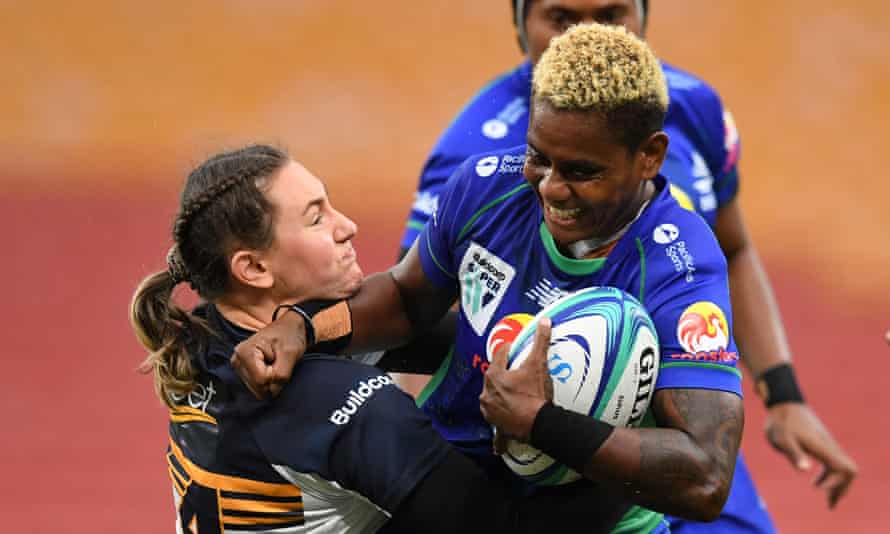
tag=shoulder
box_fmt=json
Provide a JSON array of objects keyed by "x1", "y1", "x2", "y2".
[
  {"x1": 436, "y1": 145, "x2": 533, "y2": 224},
  {"x1": 431, "y1": 63, "x2": 531, "y2": 153},
  {"x1": 637, "y1": 180, "x2": 727, "y2": 286},
  {"x1": 663, "y1": 61, "x2": 726, "y2": 114}
]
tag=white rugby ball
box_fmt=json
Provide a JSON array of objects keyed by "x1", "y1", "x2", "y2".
[{"x1": 499, "y1": 286, "x2": 659, "y2": 485}]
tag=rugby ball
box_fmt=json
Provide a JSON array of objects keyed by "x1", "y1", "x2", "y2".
[{"x1": 498, "y1": 286, "x2": 659, "y2": 485}]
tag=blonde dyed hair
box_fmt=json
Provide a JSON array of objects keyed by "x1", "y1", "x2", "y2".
[{"x1": 533, "y1": 23, "x2": 668, "y2": 117}]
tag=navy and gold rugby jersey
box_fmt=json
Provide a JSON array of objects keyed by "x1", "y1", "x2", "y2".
[{"x1": 166, "y1": 304, "x2": 451, "y2": 533}]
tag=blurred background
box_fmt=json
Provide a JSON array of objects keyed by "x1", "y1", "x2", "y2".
[{"x1": 3, "y1": 1, "x2": 888, "y2": 531}]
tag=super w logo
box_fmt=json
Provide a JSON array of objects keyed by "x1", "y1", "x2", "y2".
[{"x1": 459, "y1": 243, "x2": 516, "y2": 336}]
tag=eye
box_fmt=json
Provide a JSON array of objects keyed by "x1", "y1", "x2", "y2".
[
  {"x1": 526, "y1": 147, "x2": 550, "y2": 167},
  {"x1": 549, "y1": 9, "x2": 577, "y2": 31},
  {"x1": 596, "y1": 7, "x2": 623, "y2": 25}
]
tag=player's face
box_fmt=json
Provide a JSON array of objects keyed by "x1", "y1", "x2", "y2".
[
  {"x1": 525, "y1": 0, "x2": 643, "y2": 65},
  {"x1": 524, "y1": 98, "x2": 664, "y2": 250},
  {"x1": 261, "y1": 161, "x2": 364, "y2": 301}
]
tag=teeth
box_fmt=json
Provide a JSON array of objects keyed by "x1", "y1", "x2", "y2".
[{"x1": 548, "y1": 205, "x2": 581, "y2": 218}]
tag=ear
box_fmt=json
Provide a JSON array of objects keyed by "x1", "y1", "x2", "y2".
[
  {"x1": 230, "y1": 249, "x2": 274, "y2": 289},
  {"x1": 638, "y1": 131, "x2": 669, "y2": 180}
]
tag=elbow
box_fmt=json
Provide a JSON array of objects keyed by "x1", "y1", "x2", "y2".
[
  {"x1": 689, "y1": 475, "x2": 731, "y2": 522},
  {"x1": 677, "y1": 466, "x2": 732, "y2": 522}
]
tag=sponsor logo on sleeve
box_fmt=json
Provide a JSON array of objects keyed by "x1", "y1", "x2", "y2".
[
  {"x1": 411, "y1": 191, "x2": 439, "y2": 217},
  {"x1": 723, "y1": 109, "x2": 740, "y2": 173},
  {"x1": 482, "y1": 119, "x2": 508, "y2": 139},
  {"x1": 329, "y1": 375, "x2": 394, "y2": 425},
  {"x1": 653, "y1": 223, "x2": 680, "y2": 245},
  {"x1": 475, "y1": 156, "x2": 500, "y2": 177},
  {"x1": 669, "y1": 301, "x2": 738, "y2": 363},
  {"x1": 459, "y1": 243, "x2": 516, "y2": 336},
  {"x1": 480, "y1": 96, "x2": 527, "y2": 139},
  {"x1": 654, "y1": 222, "x2": 696, "y2": 282}
]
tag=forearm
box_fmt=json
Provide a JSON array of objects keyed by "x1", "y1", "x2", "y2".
[
  {"x1": 344, "y1": 271, "x2": 418, "y2": 353},
  {"x1": 727, "y1": 242, "x2": 793, "y2": 377},
  {"x1": 583, "y1": 426, "x2": 728, "y2": 521},
  {"x1": 532, "y1": 389, "x2": 743, "y2": 521}
]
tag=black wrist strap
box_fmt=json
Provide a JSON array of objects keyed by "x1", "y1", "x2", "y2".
[
  {"x1": 758, "y1": 363, "x2": 805, "y2": 407},
  {"x1": 273, "y1": 303, "x2": 316, "y2": 348},
  {"x1": 529, "y1": 403, "x2": 614, "y2": 474}
]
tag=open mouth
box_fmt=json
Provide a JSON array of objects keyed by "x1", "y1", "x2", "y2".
[{"x1": 546, "y1": 205, "x2": 582, "y2": 224}]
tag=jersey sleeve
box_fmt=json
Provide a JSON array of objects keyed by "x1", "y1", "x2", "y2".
[
  {"x1": 252, "y1": 358, "x2": 452, "y2": 513},
  {"x1": 698, "y1": 89, "x2": 742, "y2": 208},
  {"x1": 644, "y1": 230, "x2": 743, "y2": 396},
  {"x1": 415, "y1": 157, "x2": 477, "y2": 289}
]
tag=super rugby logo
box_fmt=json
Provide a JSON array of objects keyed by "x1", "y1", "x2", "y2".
[
  {"x1": 671, "y1": 301, "x2": 738, "y2": 363},
  {"x1": 459, "y1": 243, "x2": 516, "y2": 336}
]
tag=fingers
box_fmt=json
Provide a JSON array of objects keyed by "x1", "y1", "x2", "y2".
[
  {"x1": 885, "y1": 329, "x2": 890, "y2": 345},
  {"x1": 800, "y1": 436, "x2": 858, "y2": 508},
  {"x1": 766, "y1": 424, "x2": 811, "y2": 471},
  {"x1": 813, "y1": 464, "x2": 856, "y2": 508},
  {"x1": 232, "y1": 341, "x2": 275, "y2": 400}
]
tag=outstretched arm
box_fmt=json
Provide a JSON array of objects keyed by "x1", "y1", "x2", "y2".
[
  {"x1": 480, "y1": 321, "x2": 743, "y2": 522},
  {"x1": 231, "y1": 243, "x2": 456, "y2": 398},
  {"x1": 715, "y1": 200, "x2": 857, "y2": 507}
]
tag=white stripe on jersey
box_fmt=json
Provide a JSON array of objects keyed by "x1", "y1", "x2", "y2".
[{"x1": 271, "y1": 466, "x2": 391, "y2": 534}]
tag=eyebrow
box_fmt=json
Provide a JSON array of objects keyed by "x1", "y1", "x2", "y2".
[
  {"x1": 302, "y1": 197, "x2": 324, "y2": 215},
  {"x1": 528, "y1": 141, "x2": 604, "y2": 169}
]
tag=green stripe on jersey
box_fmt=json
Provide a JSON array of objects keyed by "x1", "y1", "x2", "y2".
[
  {"x1": 661, "y1": 361, "x2": 743, "y2": 379},
  {"x1": 415, "y1": 345, "x2": 454, "y2": 407},
  {"x1": 539, "y1": 223, "x2": 606, "y2": 276},
  {"x1": 456, "y1": 183, "x2": 531, "y2": 242}
]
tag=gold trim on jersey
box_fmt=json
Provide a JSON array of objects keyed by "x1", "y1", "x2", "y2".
[
  {"x1": 168, "y1": 439, "x2": 304, "y2": 528},
  {"x1": 169, "y1": 406, "x2": 218, "y2": 425}
]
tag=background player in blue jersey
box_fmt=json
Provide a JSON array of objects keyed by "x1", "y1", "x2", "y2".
[
  {"x1": 232, "y1": 24, "x2": 748, "y2": 531},
  {"x1": 395, "y1": 1, "x2": 857, "y2": 531},
  {"x1": 129, "y1": 144, "x2": 645, "y2": 533}
]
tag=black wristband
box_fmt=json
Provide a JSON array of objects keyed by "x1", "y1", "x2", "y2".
[
  {"x1": 273, "y1": 303, "x2": 316, "y2": 348},
  {"x1": 758, "y1": 363, "x2": 805, "y2": 407},
  {"x1": 529, "y1": 402, "x2": 615, "y2": 474}
]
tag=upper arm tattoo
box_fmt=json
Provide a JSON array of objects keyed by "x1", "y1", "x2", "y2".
[{"x1": 652, "y1": 388, "x2": 744, "y2": 486}]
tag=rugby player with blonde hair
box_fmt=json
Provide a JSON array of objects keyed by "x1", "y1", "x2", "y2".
[
  {"x1": 395, "y1": 2, "x2": 857, "y2": 532},
  {"x1": 232, "y1": 23, "x2": 748, "y2": 532}
]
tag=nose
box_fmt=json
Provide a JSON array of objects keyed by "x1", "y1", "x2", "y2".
[
  {"x1": 333, "y1": 208, "x2": 358, "y2": 242},
  {"x1": 537, "y1": 169, "x2": 572, "y2": 204}
]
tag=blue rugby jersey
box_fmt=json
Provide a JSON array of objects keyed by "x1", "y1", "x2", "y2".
[
  {"x1": 167, "y1": 305, "x2": 451, "y2": 533},
  {"x1": 400, "y1": 60, "x2": 741, "y2": 250},
  {"x1": 416, "y1": 146, "x2": 742, "y2": 449}
]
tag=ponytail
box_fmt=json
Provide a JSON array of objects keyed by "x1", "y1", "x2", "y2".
[{"x1": 129, "y1": 270, "x2": 213, "y2": 408}]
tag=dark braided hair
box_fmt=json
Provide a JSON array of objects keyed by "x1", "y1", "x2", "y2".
[{"x1": 130, "y1": 144, "x2": 289, "y2": 407}]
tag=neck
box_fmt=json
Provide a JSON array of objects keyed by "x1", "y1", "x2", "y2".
[
  {"x1": 215, "y1": 291, "x2": 286, "y2": 332},
  {"x1": 566, "y1": 180, "x2": 655, "y2": 260}
]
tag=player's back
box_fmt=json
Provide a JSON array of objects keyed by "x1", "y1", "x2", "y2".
[{"x1": 168, "y1": 304, "x2": 451, "y2": 533}]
